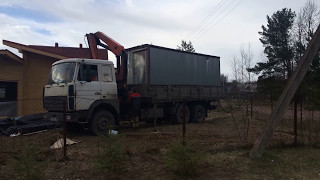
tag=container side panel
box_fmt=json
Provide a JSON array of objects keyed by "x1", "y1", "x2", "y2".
[{"x1": 149, "y1": 47, "x2": 220, "y2": 86}]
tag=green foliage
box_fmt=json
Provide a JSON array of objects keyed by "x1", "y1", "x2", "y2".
[
  {"x1": 299, "y1": 113, "x2": 320, "y2": 145},
  {"x1": 251, "y1": 4, "x2": 320, "y2": 106},
  {"x1": 96, "y1": 135, "x2": 126, "y2": 176},
  {"x1": 249, "y1": 8, "x2": 296, "y2": 79},
  {"x1": 165, "y1": 141, "x2": 204, "y2": 178},
  {"x1": 300, "y1": 70, "x2": 320, "y2": 108},
  {"x1": 256, "y1": 77, "x2": 286, "y2": 101},
  {"x1": 294, "y1": 1, "x2": 320, "y2": 107},
  {"x1": 249, "y1": 8, "x2": 297, "y2": 100},
  {"x1": 177, "y1": 40, "x2": 196, "y2": 53},
  {"x1": 221, "y1": 97, "x2": 251, "y2": 141},
  {"x1": 297, "y1": 4, "x2": 320, "y2": 108},
  {"x1": 310, "y1": 56, "x2": 320, "y2": 72},
  {"x1": 294, "y1": 0, "x2": 320, "y2": 62},
  {"x1": 8, "y1": 144, "x2": 45, "y2": 180}
]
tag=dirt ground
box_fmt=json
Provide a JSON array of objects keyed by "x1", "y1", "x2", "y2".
[{"x1": 1, "y1": 110, "x2": 320, "y2": 179}]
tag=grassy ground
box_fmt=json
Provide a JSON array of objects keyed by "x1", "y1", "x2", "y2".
[{"x1": 1, "y1": 110, "x2": 320, "y2": 179}]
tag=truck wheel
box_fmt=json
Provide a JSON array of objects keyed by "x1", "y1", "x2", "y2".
[
  {"x1": 90, "y1": 111, "x2": 116, "y2": 135},
  {"x1": 191, "y1": 105, "x2": 206, "y2": 123},
  {"x1": 175, "y1": 103, "x2": 190, "y2": 124}
]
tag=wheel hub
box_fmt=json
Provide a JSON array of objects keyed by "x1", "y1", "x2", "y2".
[
  {"x1": 197, "y1": 111, "x2": 203, "y2": 118},
  {"x1": 98, "y1": 117, "x2": 109, "y2": 130}
]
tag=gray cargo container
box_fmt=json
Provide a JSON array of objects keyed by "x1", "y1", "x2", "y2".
[
  {"x1": 126, "y1": 44, "x2": 220, "y2": 86},
  {"x1": 125, "y1": 44, "x2": 224, "y2": 104},
  {"x1": 124, "y1": 44, "x2": 223, "y2": 124}
]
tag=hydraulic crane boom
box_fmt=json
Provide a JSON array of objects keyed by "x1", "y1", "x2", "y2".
[{"x1": 86, "y1": 31, "x2": 128, "y2": 88}]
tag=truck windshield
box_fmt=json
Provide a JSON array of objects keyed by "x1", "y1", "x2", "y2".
[{"x1": 48, "y1": 62, "x2": 75, "y2": 84}]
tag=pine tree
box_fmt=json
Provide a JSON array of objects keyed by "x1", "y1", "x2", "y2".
[
  {"x1": 249, "y1": 8, "x2": 296, "y2": 80},
  {"x1": 177, "y1": 40, "x2": 195, "y2": 53}
]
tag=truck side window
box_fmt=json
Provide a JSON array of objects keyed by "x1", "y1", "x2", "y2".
[
  {"x1": 0, "y1": 88, "x2": 5, "y2": 99},
  {"x1": 78, "y1": 64, "x2": 98, "y2": 82},
  {"x1": 102, "y1": 65, "x2": 113, "y2": 82}
]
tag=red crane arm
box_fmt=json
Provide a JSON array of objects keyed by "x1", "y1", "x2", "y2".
[
  {"x1": 86, "y1": 31, "x2": 124, "y2": 58},
  {"x1": 86, "y1": 31, "x2": 128, "y2": 88},
  {"x1": 93, "y1": 31, "x2": 124, "y2": 56}
]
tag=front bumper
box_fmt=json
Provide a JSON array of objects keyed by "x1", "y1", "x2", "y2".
[{"x1": 46, "y1": 112, "x2": 79, "y2": 122}]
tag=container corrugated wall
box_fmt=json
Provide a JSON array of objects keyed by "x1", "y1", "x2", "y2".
[{"x1": 127, "y1": 45, "x2": 220, "y2": 86}]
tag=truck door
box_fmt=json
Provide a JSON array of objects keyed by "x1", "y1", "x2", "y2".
[
  {"x1": 74, "y1": 63, "x2": 101, "y2": 111},
  {"x1": 101, "y1": 65, "x2": 117, "y2": 99}
]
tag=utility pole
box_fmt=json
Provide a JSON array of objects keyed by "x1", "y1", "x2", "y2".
[{"x1": 250, "y1": 25, "x2": 320, "y2": 158}]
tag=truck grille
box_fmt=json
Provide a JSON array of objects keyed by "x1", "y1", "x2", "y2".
[{"x1": 44, "y1": 96, "x2": 67, "y2": 111}]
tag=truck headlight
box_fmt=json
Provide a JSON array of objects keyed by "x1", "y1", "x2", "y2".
[{"x1": 66, "y1": 115, "x2": 72, "y2": 120}]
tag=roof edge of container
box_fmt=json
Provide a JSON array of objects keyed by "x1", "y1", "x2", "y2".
[{"x1": 125, "y1": 44, "x2": 220, "y2": 59}]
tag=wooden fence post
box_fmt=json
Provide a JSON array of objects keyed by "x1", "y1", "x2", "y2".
[{"x1": 63, "y1": 100, "x2": 67, "y2": 160}]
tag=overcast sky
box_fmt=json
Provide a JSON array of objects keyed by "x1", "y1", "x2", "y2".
[{"x1": 0, "y1": 0, "x2": 316, "y2": 79}]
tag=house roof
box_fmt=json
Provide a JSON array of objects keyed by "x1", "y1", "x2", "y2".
[
  {"x1": 2, "y1": 40, "x2": 108, "y2": 60},
  {"x1": 0, "y1": 49, "x2": 23, "y2": 64}
]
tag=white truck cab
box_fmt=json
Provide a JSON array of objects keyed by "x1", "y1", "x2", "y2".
[{"x1": 44, "y1": 58, "x2": 119, "y2": 134}]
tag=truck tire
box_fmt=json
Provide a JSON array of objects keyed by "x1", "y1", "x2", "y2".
[
  {"x1": 175, "y1": 103, "x2": 190, "y2": 124},
  {"x1": 90, "y1": 111, "x2": 116, "y2": 135},
  {"x1": 191, "y1": 105, "x2": 206, "y2": 123}
]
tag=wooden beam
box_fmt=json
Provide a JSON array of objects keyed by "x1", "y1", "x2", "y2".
[
  {"x1": 250, "y1": 25, "x2": 320, "y2": 158},
  {"x1": 0, "y1": 49, "x2": 23, "y2": 64},
  {"x1": 3, "y1": 40, "x2": 67, "y2": 59}
]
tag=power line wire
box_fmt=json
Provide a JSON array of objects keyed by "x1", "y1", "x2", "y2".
[
  {"x1": 192, "y1": 0, "x2": 244, "y2": 42},
  {"x1": 190, "y1": 0, "x2": 239, "y2": 41},
  {"x1": 198, "y1": 0, "x2": 245, "y2": 40},
  {"x1": 185, "y1": 0, "x2": 227, "y2": 40}
]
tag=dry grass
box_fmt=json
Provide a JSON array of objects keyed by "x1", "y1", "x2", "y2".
[{"x1": 0, "y1": 110, "x2": 320, "y2": 179}]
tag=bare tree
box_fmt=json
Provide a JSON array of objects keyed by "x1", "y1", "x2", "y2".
[
  {"x1": 239, "y1": 47, "x2": 246, "y2": 83},
  {"x1": 231, "y1": 43, "x2": 254, "y2": 84},
  {"x1": 228, "y1": 45, "x2": 254, "y2": 141},
  {"x1": 240, "y1": 43, "x2": 254, "y2": 83},
  {"x1": 231, "y1": 56, "x2": 239, "y2": 82},
  {"x1": 294, "y1": 0, "x2": 320, "y2": 59},
  {"x1": 220, "y1": 73, "x2": 228, "y2": 86}
]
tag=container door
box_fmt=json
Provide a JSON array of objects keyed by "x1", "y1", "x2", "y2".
[{"x1": 127, "y1": 50, "x2": 147, "y2": 85}]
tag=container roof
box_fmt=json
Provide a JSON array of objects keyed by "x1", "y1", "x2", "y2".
[{"x1": 126, "y1": 44, "x2": 220, "y2": 59}]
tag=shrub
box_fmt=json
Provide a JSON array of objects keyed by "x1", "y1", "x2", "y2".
[
  {"x1": 165, "y1": 141, "x2": 205, "y2": 178},
  {"x1": 96, "y1": 135, "x2": 126, "y2": 176},
  {"x1": 8, "y1": 144, "x2": 45, "y2": 180}
]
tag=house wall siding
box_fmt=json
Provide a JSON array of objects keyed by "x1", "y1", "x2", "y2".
[
  {"x1": 0, "y1": 57, "x2": 24, "y2": 115},
  {"x1": 22, "y1": 52, "x2": 58, "y2": 115}
]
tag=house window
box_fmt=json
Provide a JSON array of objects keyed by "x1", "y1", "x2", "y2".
[{"x1": 0, "y1": 81, "x2": 18, "y2": 102}]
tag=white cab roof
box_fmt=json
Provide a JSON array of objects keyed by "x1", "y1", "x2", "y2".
[{"x1": 53, "y1": 58, "x2": 114, "y2": 66}]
